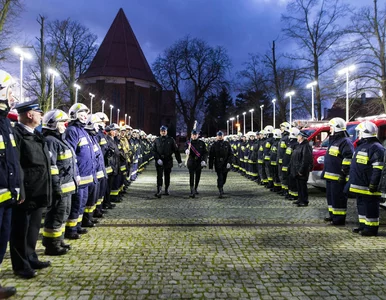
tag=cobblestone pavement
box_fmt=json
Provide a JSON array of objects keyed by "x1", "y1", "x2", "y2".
[{"x1": 2, "y1": 161, "x2": 386, "y2": 299}]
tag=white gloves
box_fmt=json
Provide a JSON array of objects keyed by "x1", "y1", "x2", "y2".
[
  {"x1": 226, "y1": 163, "x2": 231, "y2": 169},
  {"x1": 201, "y1": 161, "x2": 207, "y2": 167},
  {"x1": 157, "y1": 159, "x2": 163, "y2": 166},
  {"x1": 178, "y1": 163, "x2": 183, "y2": 168},
  {"x1": 185, "y1": 149, "x2": 190, "y2": 155}
]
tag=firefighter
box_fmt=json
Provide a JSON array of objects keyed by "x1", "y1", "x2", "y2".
[
  {"x1": 65, "y1": 103, "x2": 96, "y2": 239},
  {"x1": 41, "y1": 109, "x2": 77, "y2": 255},
  {"x1": 277, "y1": 122, "x2": 290, "y2": 194},
  {"x1": 185, "y1": 129, "x2": 208, "y2": 198},
  {"x1": 282, "y1": 127, "x2": 299, "y2": 200},
  {"x1": 347, "y1": 121, "x2": 384, "y2": 236},
  {"x1": 321, "y1": 117, "x2": 354, "y2": 225},
  {"x1": 263, "y1": 125, "x2": 274, "y2": 189},
  {"x1": 0, "y1": 70, "x2": 19, "y2": 296},
  {"x1": 209, "y1": 131, "x2": 233, "y2": 198},
  {"x1": 152, "y1": 125, "x2": 182, "y2": 197},
  {"x1": 257, "y1": 130, "x2": 267, "y2": 185},
  {"x1": 104, "y1": 125, "x2": 120, "y2": 209},
  {"x1": 270, "y1": 129, "x2": 282, "y2": 192}
]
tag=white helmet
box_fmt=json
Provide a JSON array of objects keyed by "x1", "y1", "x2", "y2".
[
  {"x1": 95, "y1": 112, "x2": 109, "y2": 122},
  {"x1": 85, "y1": 114, "x2": 102, "y2": 131},
  {"x1": 280, "y1": 122, "x2": 291, "y2": 132},
  {"x1": 69, "y1": 103, "x2": 90, "y2": 121},
  {"x1": 0, "y1": 70, "x2": 16, "y2": 111},
  {"x1": 273, "y1": 129, "x2": 282, "y2": 139},
  {"x1": 110, "y1": 123, "x2": 120, "y2": 130},
  {"x1": 356, "y1": 121, "x2": 378, "y2": 139},
  {"x1": 329, "y1": 117, "x2": 346, "y2": 133},
  {"x1": 289, "y1": 127, "x2": 300, "y2": 139},
  {"x1": 264, "y1": 125, "x2": 274, "y2": 134},
  {"x1": 42, "y1": 109, "x2": 69, "y2": 130}
]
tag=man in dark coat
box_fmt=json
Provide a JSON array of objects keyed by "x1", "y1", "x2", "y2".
[
  {"x1": 152, "y1": 125, "x2": 182, "y2": 198},
  {"x1": 289, "y1": 131, "x2": 313, "y2": 207},
  {"x1": 209, "y1": 131, "x2": 233, "y2": 198},
  {"x1": 11, "y1": 100, "x2": 52, "y2": 279}
]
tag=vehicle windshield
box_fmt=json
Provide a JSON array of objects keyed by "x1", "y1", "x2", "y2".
[{"x1": 320, "y1": 123, "x2": 358, "y2": 147}]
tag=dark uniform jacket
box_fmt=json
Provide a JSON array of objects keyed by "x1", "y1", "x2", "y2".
[
  {"x1": 105, "y1": 134, "x2": 120, "y2": 176},
  {"x1": 289, "y1": 139, "x2": 313, "y2": 180},
  {"x1": 209, "y1": 140, "x2": 233, "y2": 172},
  {"x1": 282, "y1": 138, "x2": 298, "y2": 172},
  {"x1": 13, "y1": 123, "x2": 52, "y2": 209},
  {"x1": 277, "y1": 132, "x2": 289, "y2": 164},
  {"x1": 0, "y1": 113, "x2": 21, "y2": 206},
  {"x1": 42, "y1": 130, "x2": 77, "y2": 196},
  {"x1": 185, "y1": 139, "x2": 208, "y2": 169},
  {"x1": 270, "y1": 138, "x2": 280, "y2": 166},
  {"x1": 152, "y1": 135, "x2": 182, "y2": 169}
]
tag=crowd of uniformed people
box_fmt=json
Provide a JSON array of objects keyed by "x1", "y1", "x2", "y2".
[{"x1": 1, "y1": 67, "x2": 386, "y2": 298}]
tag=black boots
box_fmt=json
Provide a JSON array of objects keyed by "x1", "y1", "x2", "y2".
[
  {"x1": 0, "y1": 286, "x2": 16, "y2": 298},
  {"x1": 164, "y1": 187, "x2": 170, "y2": 195},
  {"x1": 155, "y1": 186, "x2": 162, "y2": 198},
  {"x1": 43, "y1": 239, "x2": 68, "y2": 256},
  {"x1": 219, "y1": 188, "x2": 224, "y2": 199},
  {"x1": 189, "y1": 187, "x2": 195, "y2": 198}
]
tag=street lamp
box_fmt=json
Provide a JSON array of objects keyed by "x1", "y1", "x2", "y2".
[
  {"x1": 236, "y1": 115, "x2": 239, "y2": 134},
  {"x1": 249, "y1": 109, "x2": 254, "y2": 132},
  {"x1": 338, "y1": 65, "x2": 355, "y2": 122},
  {"x1": 109, "y1": 105, "x2": 113, "y2": 125},
  {"x1": 101, "y1": 100, "x2": 105, "y2": 114},
  {"x1": 125, "y1": 113, "x2": 127, "y2": 125},
  {"x1": 285, "y1": 91, "x2": 295, "y2": 125},
  {"x1": 48, "y1": 68, "x2": 59, "y2": 109},
  {"x1": 229, "y1": 117, "x2": 235, "y2": 135},
  {"x1": 74, "y1": 83, "x2": 81, "y2": 104},
  {"x1": 272, "y1": 99, "x2": 276, "y2": 128},
  {"x1": 14, "y1": 47, "x2": 32, "y2": 103},
  {"x1": 227, "y1": 120, "x2": 229, "y2": 136},
  {"x1": 128, "y1": 116, "x2": 131, "y2": 126},
  {"x1": 117, "y1": 108, "x2": 120, "y2": 124},
  {"x1": 89, "y1": 93, "x2": 95, "y2": 113},
  {"x1": 306, "y1": 81, "x2": 317, "y2": 121},
  {"x1": 242, "y1": 112, "x2": 246, "y2": 135},
  {"x1": 260, "y1": 105, "x2": 264, "y2": 130}
]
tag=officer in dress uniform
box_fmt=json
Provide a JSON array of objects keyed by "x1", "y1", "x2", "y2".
[
  {"x1": 209, "y1": 131, "x2": 233, "y2": 198},
  {"x1": 0, "y1": 70, "x2": 19, "y2": 297},
  {"x1": 185, "y1": 129, "x2": 208, "y2": 198},
  {"x1": 11, "y1": 100, "x2": 52, "y2": 279},
  {"x1": 41, "y1": 109, "x2": 77, "y2": 256},
  {"x1": 347, "y1": 121, "x2": 384, "y2": 236},
  {"x1": 321, "y1": 117, "x2": 354, "y2": 225},
  {"x1": 152, "y1": 125, "x2": 182, "y2": 198}
]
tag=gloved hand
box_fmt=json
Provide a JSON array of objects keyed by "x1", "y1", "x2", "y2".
[
  {"x1": 178, "y1": 163, "x2": 183, "y2": 168},
  {"x1": 369, "y1": 184, "x2": 378, "y2": 193},
  {"x1": 185, "y1": 149, "x2": 190, "y2": 155},
  {"x1": 201, "y1": 161, "x2": 207, "y2": 167},
  {"x1": 157, "y1": 159, "x2": 163, "y2": 166},
  {"x1": 226, "y1": 163, "x2": 231, "y2": 169}
]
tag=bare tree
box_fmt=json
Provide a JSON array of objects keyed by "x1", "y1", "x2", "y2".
[
  {"x1": 282, "y1": 0, "x2": 348, "y2": 120},
  {"x1": 153, "y1": 36, "x2": 231, "y2": 132}
]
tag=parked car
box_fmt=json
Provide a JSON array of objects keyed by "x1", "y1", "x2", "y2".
[{"x1": 308, "y1": 116, "x2": 386, "y2": 189}]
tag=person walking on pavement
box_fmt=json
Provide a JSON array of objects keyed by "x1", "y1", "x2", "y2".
[
  {"x1": 289, "y1": 131, "x2": 313, "y2": 207},
  {"x1": 209, "y1": 131, "x2": 233, "y2": 198},
  {"x1": 152, "y1": 125, "x2": 182, "y2": 198},
  {"x1": 185, "y1": 130, "x2": 208, "y2": 198},
  {"x1": 321, "y1": 117, "x2": 354, "y2": 225},
  {"x1": 11, "y1": 100, "x2": 52, "y2": 279},
  {"x1": 0, "y1": 70, "x2": 19, "y2": 297}
]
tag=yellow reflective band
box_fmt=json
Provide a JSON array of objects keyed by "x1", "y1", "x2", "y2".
[
  {"x1": 42, "y1": 229, "x2": 63, "y2": 238},
  {"x1": 365, "y1": 219, "x2": 379, "y2": 226},
  {"x1": 285, "y1": 148, "x2": 293, "y2": 154},
  {"x1": 258, "y1": 159, "x2": 263, "y2": 163},
  {"x1": 96, "y1": 170, "x2": 105, "y2": 179},
  {"x1": 120, "y1": 165, "x2": 127, "y2": 171},
  {"x1": 328, "y1": 146, "x2": 340, "y2": 157},
  {"x1": 84, "y1": 205, "x2": 96, "y2": 213},
  {"x1": 373, "y1": 165, "x2": 383, "y2": 170},
  {"x1": 265, "y1": 142, "x2": 271, "y2": 148},
  {"x1": 259, "y1": 146, "x2": 263, "y2": 151},
  {"x1": 270, "y1": 162, "x2": 277, "y2": 166},
  {"x1": 66, "y1": 220, "x2": 78, "y2": 227},
  {"x1": 280, "y1": 142, "x2": 287, "y2": 148},
  {"x1": 349, "y1": 187, "x2": 381, "y2": 196},
  {"x1": 324, "y1": 172, "x2": 340, "y2": 180},
  {"x1": 58, "y1": 150, "x2": 73, "y2": 160},
  {"x1": 0, "y1": 189, "x2": 12, "y2": 203},
  {"x1": 99, "y1": 138, "x2": 107, "y2": 145},
  {"x1": 50, "y1": 165, "x2": 59, "y2": 175},
  {"x1": 282, "y1": 167, "x2": 288, "y2": 171},
  {"x1": 342, "y1": 159, "x2": 351, "y2": 165},
  {"x1": 78, "y1": 216, "x2": 83, "y2": 222},
  {"x1": 78, "y1": 136, "x2": 89, "y2": 147},
  {"x1": 80, "y1": 175, "x2": 93, "y2": 185},
  {"x1": 105, "y1": 166, "x2": 113, "y2": 174},
  {"x1": 0, "y1": 135, "x2": 4, "y2": 150},
  {"x1": 9, "y1": 134, "x2": 16, "y2": 147},
  {"x1": 332, "y1": 210, "x2": 346, "y2": 215},
  {"x1": 61, "y1": 182, "x2": 76, "y2": 193},
  {"x1": 93, "y1": 144, "x2": 99, "y2": 152},
  {"x1": 278, "y1": 159, "x2": 283, "y2": 164},
  {"x1": 110, "y1": 190, "x2": 119, "y2": 196}
]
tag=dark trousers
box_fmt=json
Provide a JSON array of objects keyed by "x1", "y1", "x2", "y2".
[
  {"x1": 189, "y1": 167, "x2": 202, "y2": 188},
  {"x1": 216, "y1": 170, "x2": 228, "y2": 189},
  {"x1": 296, "y1": 178, "x2": 308, "y2": 204},
  {"x1": 326, "y1": 180, "x2": 347, "y2": 224},
  {"x1": 83, "y1": 181, "x2": 98, "y2": 224},
  {"x1": 289, "y1": 175, "x2": 298, "y2": 197},
  {"x1": 356, "y1": 195, "x2": 380, "y2": 234},
  {"x1": 104, "y1": 175, "x2": 114, "y2": 206},
  {"x1": 0, "y1": 205, "x2": 12, "y2": 264},
  {"x1": 10, "y1": 206, "x2": 43, "y2": 271},
  {"x1": 156, "y1": 166, "x2": 171, "y2": 188},
  {"x1": 258, "y1": 163, "x2": 267, "y2": 183}
]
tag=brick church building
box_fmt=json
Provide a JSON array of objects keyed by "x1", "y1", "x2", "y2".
[{"x1": 79, "y1": 8, "x2": 176, "y2": 137}]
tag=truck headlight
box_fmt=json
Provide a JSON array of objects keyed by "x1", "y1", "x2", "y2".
[{"x1": 317, "y1": 156, "x2": 325, "y2": 164}]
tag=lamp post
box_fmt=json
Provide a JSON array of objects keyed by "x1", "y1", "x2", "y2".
[
  {"x1": 48, "y1": 68, "x2": 59, "y2": 109},
  {"x1": 74, "y1": 83, "x2": 81, "y2": 104},
  {"x1": 227, "y1": 120, "x2": 229, "y2": 136},
  {"x1": 125, "y1": 113, "x2": 127, "y2": 125},
  {"x1": 306, "y1": 81, "x2": 317, "y2": 121},
  {"x1": 89, "y1": 93, "x2": 95, "y2": 113},
  {"x1": 14, "y1": 47, "x2": 32, "y2": 103},
  {"x1": 272, "y1": 99, "x2": 276, "y2": 128},
  {"x1": 249, "y1": 109, "x2": 254, "y2": 132},
  {"x1": 101, "y1": 100, "x2": 105, "y2": 114},
  {"x1": 242, "y1": 112, "x2": 246, "y2": 135},
  {"x1": 117, "y1": 108, "x2": 120, "y2": 124},
  {"x1": 260, "y1": 105, "x2": 264, "y2": 130},
  {"x1": 285, "y1": 91, "x2": 295, "y2": 125},
  {"x1": 128, "y1": 116, "x2": 131, "y2": 126},
  {"x1": 236, "y1": 115, "x2": 239, "y2": 134},
  {"x1": 109, "y1": 105, "x2": 113, "y2": 125},
  {"x1": 338, "y1": 65, "x2": 355, "y2": 122},
  {"x1": 230, "y1": 117, "x2": 235, "y2": 135}
]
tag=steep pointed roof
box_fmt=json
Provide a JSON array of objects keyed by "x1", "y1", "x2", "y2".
[{"x1": 82, "y1": 8, "x2": 157, "y2": 84}]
